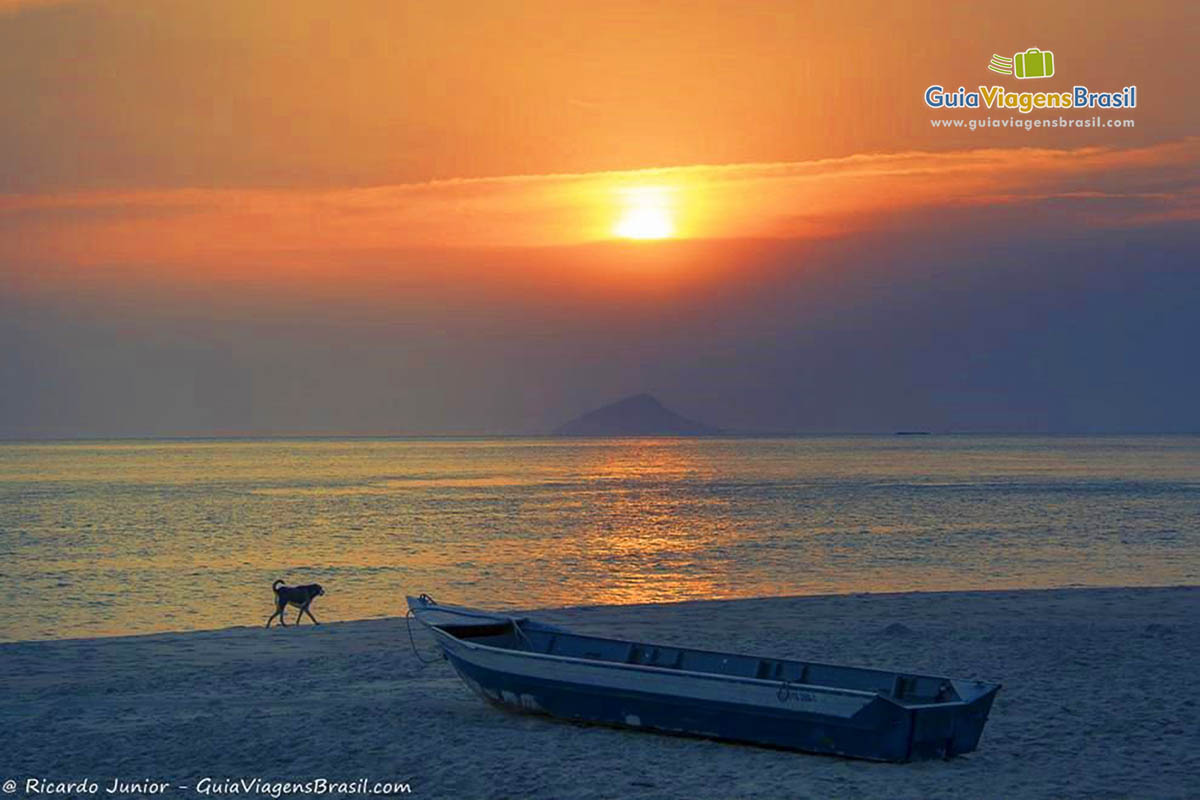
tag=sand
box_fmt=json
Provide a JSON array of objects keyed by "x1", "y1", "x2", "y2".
[{"x1": 2, "y1": 586, "x2": 1197, "y2": 800}]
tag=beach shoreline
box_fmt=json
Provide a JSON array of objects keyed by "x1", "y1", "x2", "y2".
[
  {"x1": 6, "y1": 581, "x2": 1196, "y2": 647},
  {"x1": 3, "y1": 586, "x2": 1197, "y2": 799}
]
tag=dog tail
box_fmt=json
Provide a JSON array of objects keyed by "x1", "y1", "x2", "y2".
[{"x1": 272, "y1": 579, "x2": 284, "y2": 590}]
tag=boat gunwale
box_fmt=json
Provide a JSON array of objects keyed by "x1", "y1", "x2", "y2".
[
  {"x1": 409, "y1": 599, "x2": 997, "y2": 688},
  {"x1": 408, "y1": 599, "x2": 935, "y2": 684},
  {"x1": 413, "y1": 607, "x2": 990, "y2": 709}
]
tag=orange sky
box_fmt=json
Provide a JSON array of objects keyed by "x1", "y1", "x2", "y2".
[
  {"x1": 0, "y1": 0, "x2": 1195, "y2": 286},
  {"x1": 0, "y1": 0, "x2": 1196, "y2": 268},
  {"x1": 1, "y1": 0, "x2": 1195, "y2": 187}
]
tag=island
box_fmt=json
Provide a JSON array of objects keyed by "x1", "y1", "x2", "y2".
[{"x1": 552, "y1": 393, "x2": 723, "y2": 436}]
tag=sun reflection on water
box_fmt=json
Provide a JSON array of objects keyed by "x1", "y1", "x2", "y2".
[{"x1": 1, "y1": 436, "x2": 1198, "y2": 640}]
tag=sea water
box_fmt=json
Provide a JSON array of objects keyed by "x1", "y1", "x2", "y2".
[{"x1": 1, "y1": 435, "x2": 1196, "y2": 641}]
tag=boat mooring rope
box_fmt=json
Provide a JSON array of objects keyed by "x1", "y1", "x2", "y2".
[
  {"x1": 509, "y1": 617, "x2": 535, "y2": 651},
  {"x1": 406, "y1": 594, "x2": 442, "y2": 666}
]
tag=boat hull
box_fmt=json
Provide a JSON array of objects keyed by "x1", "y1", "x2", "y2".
[
  {"x1": 410, "y1": 598, "x2": 999, "y2": 762},
  {"x1": 437, "y1": 634, "x2": 995, "y2": 762}
]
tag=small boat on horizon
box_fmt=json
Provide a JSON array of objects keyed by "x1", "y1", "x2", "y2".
[{"x1": 407, "y1": 595, "x2": 1000, "y2": 762}]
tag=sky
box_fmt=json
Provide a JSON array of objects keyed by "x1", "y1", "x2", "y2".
[{"x1": 1, "y1": 0, "x2": 1198, "y2": 436}]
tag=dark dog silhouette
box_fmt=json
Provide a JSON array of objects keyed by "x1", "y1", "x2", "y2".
[{"x1": 266, "y1": 579, "x2": 325, "y2": 627}]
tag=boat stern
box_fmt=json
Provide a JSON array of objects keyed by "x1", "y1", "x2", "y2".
[{"x1": 901, "y1": 681, "x2": 1001, "y2": 760}]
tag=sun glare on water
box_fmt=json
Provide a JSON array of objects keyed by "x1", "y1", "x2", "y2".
[{"x1": 613, "y1": 186, "x2": 676, "y2": 240}]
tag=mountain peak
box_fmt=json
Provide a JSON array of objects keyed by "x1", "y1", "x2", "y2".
[{"x1": 552, "y1": 394, "x2": 721, "y2": 437}]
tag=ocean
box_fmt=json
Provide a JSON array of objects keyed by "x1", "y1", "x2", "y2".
[{"x1": 2, "y1": 435, "x2": 1197, "y2": 642}]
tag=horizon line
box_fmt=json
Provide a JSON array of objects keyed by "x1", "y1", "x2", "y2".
[{"x1": 3, "y1": 430, "x2": 1199, "y2": 444}]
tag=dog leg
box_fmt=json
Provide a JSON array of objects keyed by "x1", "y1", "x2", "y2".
[
  {"x1": 295, "y1": 605, "x2": 305, "y2": 625},
  {"x1": 303, "y1": 606, "x2": 320, "y2": 625}
]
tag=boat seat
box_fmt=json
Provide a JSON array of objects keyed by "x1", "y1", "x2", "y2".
[
  {"x1": 892, "y1": 674, "x2": 952, "y2": 700},
  {"x1": 678, "y1": 651, "x2": 762, "y2": 678},
  {"x1": 627, "y1": 645, "x2": 684, "y2": 668},
  {"x1": 806, "y1": 664, "x2": 896, "y2": 694},
  {"x1": 543, "y1": 633, "x2": 633, "y2": 663}
]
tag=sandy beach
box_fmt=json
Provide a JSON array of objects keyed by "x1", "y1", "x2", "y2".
[{"x1": 2, "y1": 586, "x2": 1197, "y2": 800}]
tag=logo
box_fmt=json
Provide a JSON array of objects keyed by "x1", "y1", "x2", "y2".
[
  {"x1": 924, "y1": 47, "x2": 1136, "y2": 115},
  {"x1": 989, "y1": 48, "x2": 1055, "y2": 79}
]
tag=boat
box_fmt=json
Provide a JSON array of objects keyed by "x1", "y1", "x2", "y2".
[{"x1": 406, "y1": 595, "x2": 1000, "y2": 762}]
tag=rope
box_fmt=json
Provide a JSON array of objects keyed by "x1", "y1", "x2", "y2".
[
  {"x1": 405, "y1": 607, "x2": 442, "y2": 666},
  {"x1": 510, "y1": 617, "x2": 535, "y2": 651}
]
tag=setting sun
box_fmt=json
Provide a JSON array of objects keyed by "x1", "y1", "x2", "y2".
[{"x1": 613, "y1": 186, "x2": 676, "y2": 239}]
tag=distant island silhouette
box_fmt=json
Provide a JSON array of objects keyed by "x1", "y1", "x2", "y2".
[{"x1": 553, "y1": 393, "x2": 723, "y2": 436}]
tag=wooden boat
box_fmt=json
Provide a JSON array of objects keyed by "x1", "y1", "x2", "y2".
[{"x1": 407, "y1": 595, "x2": 1000, "y2": 762}]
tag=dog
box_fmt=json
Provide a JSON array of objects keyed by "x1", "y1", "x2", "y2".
[{"x1": 266, "y1": 579, "x2": 325, "y2": 628}]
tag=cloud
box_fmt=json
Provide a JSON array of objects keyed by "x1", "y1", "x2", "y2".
[{"x1": 2, "y1": 139, "x2": 1196, "y2": 278}]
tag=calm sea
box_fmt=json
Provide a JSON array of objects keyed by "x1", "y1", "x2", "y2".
[{"x1": 1, "y1": 436, "x2": 1197, "y2": 641}]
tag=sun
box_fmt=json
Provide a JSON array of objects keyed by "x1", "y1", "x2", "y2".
[{"x1": 613, "y1": 186, "x2": 676, "y2": 240}]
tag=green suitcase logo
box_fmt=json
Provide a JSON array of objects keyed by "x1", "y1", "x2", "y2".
[{"x1": 1013, "y1": 47, "x2": 1054, "y2": 79}]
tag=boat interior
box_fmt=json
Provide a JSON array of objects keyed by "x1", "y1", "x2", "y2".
[{"x1": 435, "y1": 620, "x2": 960, "y2": 703}]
